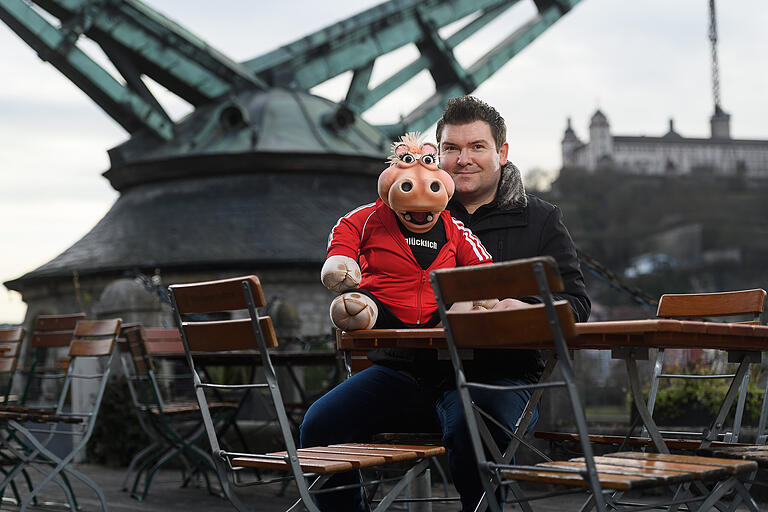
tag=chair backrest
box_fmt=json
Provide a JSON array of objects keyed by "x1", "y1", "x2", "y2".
[
  {"x1": 168, "y1": 275, "x2": 291, "y2": 496},
  {"x1": 657, "y1": 289, "x2": 766, "y2": 322},
  {"x1": 20, "y1": 312, "x2": 87, "y2": 406},
  {"x1": 432, "y1": 257, "x2": 576, "y2": 348},
  {"x1": 55, "y1": 318, "x2": 121, "y2": 418},
  {"x1": 0, "y1": 326, "x2": 24, "y2": 402},
  {"x1": 168, "y1": 276, "x2": 279, "y2": 446},
  {"x1": 122, "y1": 326, "x2": 192, "y2": 411},
  {"x1": 32, "y1": 313, "x2": 87, "y2": 347},
  {"x1": 119, "y1": 324, "x2": 154, "y2": 411}
]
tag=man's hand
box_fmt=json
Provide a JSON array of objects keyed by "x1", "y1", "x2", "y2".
[
  {"x1": 490, "y1": 298, "x2": 530, "y2": 310},
  {"x1": 321, "y1": 255, "x2": 361, "y2": 293}
]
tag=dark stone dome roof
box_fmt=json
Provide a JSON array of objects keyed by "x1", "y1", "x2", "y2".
[
  {"x1": 6, "y1": 88, "x2": 391, "y2": 289},
  {"x1": 105, "y1": 88, "x2": 391, "y2": 190}
]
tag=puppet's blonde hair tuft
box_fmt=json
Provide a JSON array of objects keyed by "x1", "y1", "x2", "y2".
[{"x1": 387, "y1": 132, "x2": 425, "y2": 164}]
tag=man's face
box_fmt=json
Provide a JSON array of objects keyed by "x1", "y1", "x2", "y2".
[{"x1": 438, "y1": 120, "x2": 509, "y2": 205}]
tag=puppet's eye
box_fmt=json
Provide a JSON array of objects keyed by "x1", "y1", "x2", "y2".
[
  {"x1": 421, "y1": 154, "x2": 435, "y2": 165},
  {"x1": 401, "y1": 153, "x2": 415, "y2": 164}
]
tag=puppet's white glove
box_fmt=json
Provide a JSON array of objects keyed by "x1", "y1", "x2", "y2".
[
  {"x1": 321, "y1": 255, "x2": 361, "y2": 293},
  {"x1": 330, "y1": 292, "x2": 378, "y2": 330}
]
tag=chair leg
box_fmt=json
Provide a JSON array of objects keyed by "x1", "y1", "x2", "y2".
[{"x1": 122, "y1": 440, "x2": 162, "y2": 490}]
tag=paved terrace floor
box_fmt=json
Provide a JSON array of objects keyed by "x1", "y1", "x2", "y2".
[{"x1": 1, "y1": 464, "x2": 765, "y2": 511}]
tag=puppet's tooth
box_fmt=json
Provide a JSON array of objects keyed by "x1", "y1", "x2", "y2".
[
  {"x1": 404, "y1": 213, "x2": 412, "y2": 221},
  {"x1": 427, "y1": 214, "x2": 433, "y2": 222}
]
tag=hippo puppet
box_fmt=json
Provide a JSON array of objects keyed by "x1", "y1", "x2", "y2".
[{"x1": 321, "y1": 132, "x2": 494, "y2": 331}]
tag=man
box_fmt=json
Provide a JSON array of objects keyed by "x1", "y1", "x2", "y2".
[
  {"x1": 441, "y1": 96, "x2": 590, "y2": 383},
  {"x1": 300, "y1": 96, "x2": 590, "y2": 512}
]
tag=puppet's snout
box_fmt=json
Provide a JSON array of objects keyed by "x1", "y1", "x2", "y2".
[{"x1": 391, "y1": 176, "x2": 450, "y2": 206}]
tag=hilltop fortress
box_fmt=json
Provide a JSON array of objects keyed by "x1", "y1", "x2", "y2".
[{"x1": 562, "y1": 109, "x2": 768, "y2": 177}]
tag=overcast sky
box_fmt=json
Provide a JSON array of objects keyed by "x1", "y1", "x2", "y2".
[{"x1": 1, "y1": 0, "x2": 766, "y2": 323}]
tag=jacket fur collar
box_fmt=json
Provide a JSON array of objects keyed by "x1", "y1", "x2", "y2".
[{"x1": 497, "y1": 161, "x2": 527, "y2": 210}]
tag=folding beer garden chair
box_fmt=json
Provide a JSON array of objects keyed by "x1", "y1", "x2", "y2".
[
  {"x1": 429, "y1": 256, "x2": 760, "y2": 512},
  {"x1": 0, "y1": 326, "x2": 24, "y2": 405},
  {"x1": 119, "y1": 325, "x2": 238, "y2": 501},
  {"x1": 169, "y1": 275, "x2": 445, "y2": 512},
  {"x1": 0, "y1": 326, "x2": 27, "y2": 505},
  {"x1": 13, "y1": 313, "x2": 86, "y2": 410},
  {"x1": 0, "y1": 314, "x2": 84, "y2": 507},
  {"x1": 537, "y1": 289, "x2": 767, "y2": 451},
  {"x1": 0, "y1": 318, "x2": 121, "y2": 511},
  {"x1": 646, "y1": 289, "x2": 767, "y2": 444}
]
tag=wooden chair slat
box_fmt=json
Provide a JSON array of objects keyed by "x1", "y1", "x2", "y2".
[
  {"x1": 144, "y1": 340, "x2": 185, "y2": 355},
  {"x1": 698, "y1": 447, "x2": 768, "y2": 468},
  {"x1": 548, "y1": 461, "x2": 695, "y2": 482},
  {"x1": 657, "y1": 289, "x2": 766, "y2": 318},
  {"x1": 604, "y1": 452, "x2": 758, "y2": 474},
  {"x1": 69, "y1": 338, "x2": 115, "y2": 357},
  {"x1": 446, "y1": 302, "x2": 575, "y2": 346},
  {"x1": 0, "y1": 359, "x2": 17, "y2": 373},
  {"x1": 141, "y1": 328, "x2": 182, "y2": 343},
  {"x1": 170, "y1": 276, "x2": 265, "y2": 314},
  {"x1": 0, "y1": 327, "x2": 24, "y2": 343},
  {"x1": 333, "y1": 443, "x2": 446, "y2": 457},
  {"x1": 431, "y1": 257, "x2": 562, "y2": 304},
  {"x1": 34, "y1": 313, "x2": 86, "y2": 331},
  {"x1": 74, "y1": 319, "x2": 122, "y2": 338},
  {"x1": 499, "y1": 467, "x2": 653, "y2": 491},
  {"x1": 299, "y1": 446, "x2": 417, "y2": 463},
  {"x1": 578, "y1": 457, "x2": 728, "y2": 478},
  {"x1": 231, "y1": 456, "x2": 354, "y2": 473},
  {"x1": 182, "y1": 317, "x2": 277, "y2": 352},
  {"x1": 270, "y1": 450, "x2": 387, "y2": 468},
  {"x1": 32, "y1": 332, "x2": 75, "y2": 348},
  {"x1": 0, "y1": 343, "x2": 21, "y2": 357},
  {"x1": 0, "y1": 405, "x2": 56, "y2": 414}
]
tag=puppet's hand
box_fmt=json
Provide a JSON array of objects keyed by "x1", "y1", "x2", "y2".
[
  {"x1": 321, "y1": 255, "x2": 361, "y2": 293},
  {"x1": 329, "y1": 292, "x2": 378, "y2": 330}
]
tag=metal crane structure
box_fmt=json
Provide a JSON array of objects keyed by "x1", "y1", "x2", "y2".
[
  {"x1": 1, "y1": 0, "x2": 582, "y2": 331},
  {"x1": 708, "y1": 0, "x2": 730, "y2": 139}
]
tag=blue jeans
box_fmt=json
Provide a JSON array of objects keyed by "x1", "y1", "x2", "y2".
[{"x1": 299, "y1": 365, "x2": 538, "y2": 512}]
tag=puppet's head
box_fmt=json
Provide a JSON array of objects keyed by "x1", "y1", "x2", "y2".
[{"x1": 377, "y1": 132, "x2": 455, "y2": 233}]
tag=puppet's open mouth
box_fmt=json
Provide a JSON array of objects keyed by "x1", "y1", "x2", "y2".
[{"x1": 403, "y1": 211, "x2": 434, "y2": 225}]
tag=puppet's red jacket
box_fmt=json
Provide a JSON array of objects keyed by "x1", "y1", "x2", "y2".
[{"x1": 327, "y1": 199, "x2": 492, "y2": 324}]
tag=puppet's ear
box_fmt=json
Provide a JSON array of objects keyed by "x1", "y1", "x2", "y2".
[
  {"x1": 421, "y1": 142, "x2": 437, "y2": 156},
  {"x1": 394, "y1": 144, "x2": 409, "y2": 159}
]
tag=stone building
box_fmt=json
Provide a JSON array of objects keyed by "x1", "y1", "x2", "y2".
[{"x1": 561, "y1": 108, "x2": 768, "y2": 177}]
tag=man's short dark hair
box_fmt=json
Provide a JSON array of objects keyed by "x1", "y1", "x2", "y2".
[{"x1": 436, "y1": 96, "x2": 507, "y2": 150}]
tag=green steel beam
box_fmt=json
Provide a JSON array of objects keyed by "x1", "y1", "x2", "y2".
[
  {"x1": 346, "y1": 2, "x2": 513, "y2": 114},
  {"x1": 345, "y1": 62, "x2": 375, "y2": 111},
  {"x1": 378, "y1": 0, "x2": 582, "y2": 138},
  {"x1": 245, "y1": 0, "x2": 516, "y2": 90},
  {"x1": 0, "y1": 0, "x2": 173, "y2": 139},
  {"x1": 33, "y1": 0, "x2": 264, "y2": 106},
  {"x1": 468, "y1": 0, "x2": 581, "y2": 85}
]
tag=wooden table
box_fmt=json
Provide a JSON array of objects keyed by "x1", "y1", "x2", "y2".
[
  {"x1": 338, "y1": 319, "x2": 768, "y2": 453},
  {"x1": 338, "y1": 319, "x2": 768, "y2": 351}
]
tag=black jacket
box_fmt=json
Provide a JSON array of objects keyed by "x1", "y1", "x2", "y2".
[{"x1": 371, "y1": 162, "x2": 590, "y2": 385}]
